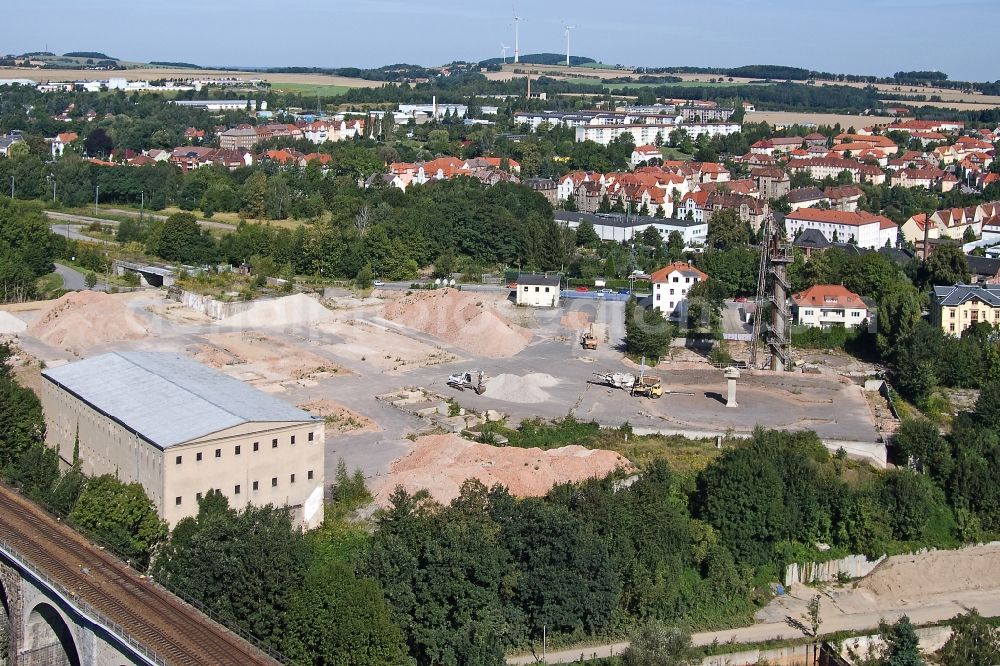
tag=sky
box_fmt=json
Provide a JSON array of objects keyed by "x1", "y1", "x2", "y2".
[{"x1": 8, "y1": 0, "x2": 1000, "y2": 81}]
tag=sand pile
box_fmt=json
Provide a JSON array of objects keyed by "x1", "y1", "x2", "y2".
[
  {"x1": 0, "y1": 311, "x2": 27, "y2": 335},
  {"x1": 857, "y1": 543, "x2": 1000, "y2": 601},
  {"x1": 373, "y1": 434, "x2": 631, "y2": 506},
  {"x1": 219, "y1": 293, "x2": 334, "y2": 328},
  {"x1": 28, "y1": 292, "x2": 148, "y2": 349},
  {"x1": 298, "y1": 399, "x2": 378, "y2": 433},
  {"x1": 484, "y1": 373, "x2": 559, "y2": 403},
  {"x1": 383, "y1": 290, "x2": 532, "y2": 358}
]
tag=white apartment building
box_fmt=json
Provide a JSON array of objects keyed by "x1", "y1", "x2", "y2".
[
  {"x1": 792, "y1": 285, "x2": 869, "y2": 329},
  {"x1": 785, "y1": 209, "x2": 898, "y2": 249}
]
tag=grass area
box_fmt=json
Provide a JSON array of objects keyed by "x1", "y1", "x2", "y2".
[
  {"x1": 269, "y1": 82, "x2": 352, "y2": 96},
  {"x1": 479, "y1": 416, "x2": 724, "y2": 475},
  {"x1": 659, "y1": 147, "x2": 694, "y2": 161},
  {"x1": 562, "y1": 76, "x2": 770, "y2": 91},
  {"x1": 35, "y1": 272, "x2": 66, "y2": 300}
]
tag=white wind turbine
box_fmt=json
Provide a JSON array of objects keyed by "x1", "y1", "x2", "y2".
[
  {"x1": 512, "y1": 10, "x2": 524, "y2": 63},
  {"x1": 563, "y1": 23, "x2": 576, "y2": 67},
  {"x1": 500, "y1": 43, "x2": 511, "y2": 64}
]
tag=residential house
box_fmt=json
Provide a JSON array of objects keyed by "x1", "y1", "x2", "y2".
[
  {"x1": 792, "y1": 285, "x2": 869, "y2": 329},
  {"x1": 49, "y1": 132, "x2": 78, "y2": 157},
  {"x1": 932, "y1": 283, "x2": 1000, "y2": 336},
  {"x1": 524, "y1": 178, "x2": 559, "y2": 206},
  {"x1": 785, "y1": 157, "x2": 885, "y2": 185},
  {"x1": 824, "y1": 185, "x2": 864, "y2": 212},
  {"x1": 650, "y1": 261, "x2": 708, "y2": 320},
  {"x1": 630, "y1": 144, "x2": 663, "y2": 166},
  {"x1": 515, "y1": 273, "x2": 561, "y2": 307},
  {"x1": 219, "y1": 127, "x2": 260, "y2": 151},
  {"x1": 786, "y1": 187, "x2": 828, "y2": 211},
  {"x1": 751, "y1": 167, "x2": 790, "y2": 200},
  {"x1": 705, "y1": 192, "x2": 768, "y2": 231},
  {"x1": 890, "y1": 167, "x2": 956, "y2": 192},
  {"x1": 804, "y1": 133, "x2": 828, "y2": 148},
  {"x1": 785, "y1": 208, "x2": 898, "y2": 249}
]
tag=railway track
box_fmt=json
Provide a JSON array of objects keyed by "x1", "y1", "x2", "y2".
[{"x1": 0, "y1": 484, "x2": 281, "y2": 666}]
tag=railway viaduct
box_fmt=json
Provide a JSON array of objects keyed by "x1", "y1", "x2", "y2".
[{"x1": 0, "y1": 484, "x2": 281, "y2": 666}]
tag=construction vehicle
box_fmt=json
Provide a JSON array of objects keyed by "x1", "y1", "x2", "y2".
[
  {"x1": 581, "y1": 324, "x2": 598, "y2": 350},
  {"x1": 448, "y1": 370, "x2": 487, "y2": 395},
  {"x1": 591, "y1": 371, "x2": 663, "y2": 398}
]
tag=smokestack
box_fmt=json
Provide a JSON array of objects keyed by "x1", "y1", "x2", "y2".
[{"x1": 922, "y1": 215, "x2": 930, "y2": 261}]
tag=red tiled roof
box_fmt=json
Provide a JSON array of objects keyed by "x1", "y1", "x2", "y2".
[
  {"x1": 792, "y1": 284, "x2": 867, "y2": 309},
  {"x1": 650, "y1": 261, "x2": 708, "y2": 283},
  {"x1": 786, "y1": 209, "x2": 881, "y2": 227}
]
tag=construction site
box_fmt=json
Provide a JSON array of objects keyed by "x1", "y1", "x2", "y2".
[{"x1": 1, "y1": 261, "x2": 888, "y2": 505}]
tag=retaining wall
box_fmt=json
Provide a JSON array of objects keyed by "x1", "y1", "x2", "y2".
[{"x1": 174, "y1": 290, "x2": 254, "y2": 320}]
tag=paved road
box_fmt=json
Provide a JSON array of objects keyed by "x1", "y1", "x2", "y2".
[
  {"x1": 53, "y1": 262, "x2": 108, "y2": 292},
  {"x1": 49, "y1": 222, "x2": 116, "y2": 245},
  {"x1": 507, "y1": 588, "x2": 1000, "y2": 664}
]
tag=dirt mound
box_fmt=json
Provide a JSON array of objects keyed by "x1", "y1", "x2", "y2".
[
  {"x1": 0, "y1": 311, "x2": 27, "y2": 335},
  {"x1": 383, "y1": 290, "x2": 532, "y2": 358},
  {"x1": 28, "y1": 292, "x2": 148, "y2": 349},
  {"x1": 373, "y1": 434, "x2": 631, "y2": 506},
  {"x1": 857, "y1": 543, "x2": 1000, "y2": 601},
  {"x1": 219, "y1": 293, "x2": 334, "y2": 328},
  {"x1": 484, "y1": 373, "x2": 559, "y2": 403}
]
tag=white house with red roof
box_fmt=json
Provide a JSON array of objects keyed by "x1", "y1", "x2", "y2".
[
  {"x1": 630, "y1": 144, "x2": 663, "y2": 167},
  {"x1": 792, "y1": 285, "x2": 869, "y2": 329},
  {"x1": 785, "y1": 209, "x2": 898, "y2": 249},
  {"x1": 49, "y1": 132, "x2": 78, "y2": 157},
  {"x1": 650, "y1": 261, "x2": 708, "y2": 320}
]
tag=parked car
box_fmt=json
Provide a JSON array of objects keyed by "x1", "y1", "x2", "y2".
[
  {"x1": 734, "y1": 296, "x2": 747, "y2": 302},
  {"x1": 600, "y1": 288, "x2": 613, "y2": 294},
  {"x1": 575, "y1": 286, "x2": 589, "y2": 292},
  {"x1": 373, "y1": 280, "x2": 385, "y2": 286},
  {"x1": 617, "y1": 288, "x2": 631, "y2": 295}
]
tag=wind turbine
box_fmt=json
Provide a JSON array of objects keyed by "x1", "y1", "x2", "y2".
[
  {"x1": 512, "y1": 10, "x2": 524, "y2": 64},
  {"x1": 563, "y1": 23, "x2": 576, "y2": 67},
  {"x1": 500, "y1": 43, "x2": 511, "y2": 64}
]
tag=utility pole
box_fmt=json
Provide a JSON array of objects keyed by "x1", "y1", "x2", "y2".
[
  {"x1": 9, "y1": 176, "x2": 13, "y2": 199},
  {"x1": 140, "y1": 190, "x2": 145, "y2": 220},
  {"x1": 95, "y1": 185, "x2": 100, "y2": 215}
]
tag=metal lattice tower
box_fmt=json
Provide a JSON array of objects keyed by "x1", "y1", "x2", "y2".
[{"x1": 748, "y1": 214, "x2": 793, "y2": 371}]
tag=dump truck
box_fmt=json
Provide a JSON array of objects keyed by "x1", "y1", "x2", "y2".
[
  {"x1": 581, "y1": 324, "x2": 598, "y2": 350},
  {"x1": 448, "y1": 370, "x2": 487, "y2": 395}
]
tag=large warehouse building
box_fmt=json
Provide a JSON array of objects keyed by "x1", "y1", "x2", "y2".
[{"x1": 41, "y1": 352, "x2": 325, "y2": 529}]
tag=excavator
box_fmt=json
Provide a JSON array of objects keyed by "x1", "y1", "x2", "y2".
[
  {"x1": 447, "y1": 370, "x2": 487, "y2": 395},
  {"x1": 581, "y1": 324, "x2": 598, "y2": 350}
]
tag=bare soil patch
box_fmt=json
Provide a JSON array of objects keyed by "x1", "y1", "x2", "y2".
[
  {"x1": 193, "y1": 332, "x2": 349, "y2": 386},
  {"x1": 298, "y1": 399, "x2": 379, "y2": 434},
  {"x1": 317, "y1": 319, "x2": 458, "y2": 372},
  {"x1": 372, "y1": 433, "x2": 631, "y2": 506}
]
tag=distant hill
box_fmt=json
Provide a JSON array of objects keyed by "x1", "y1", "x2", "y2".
[
  {"x1": 479, "y1": 53, "x2": 596, "y2": 67},
  {"x1": 726, "y1": 65, "x2": 813, "y2": 80},
  {"x1": 149, "y1": 61, "x2": 201, "y2": 69},
  {"x1": 63, "y1": 51, "x2": 115, "y2": 60}
]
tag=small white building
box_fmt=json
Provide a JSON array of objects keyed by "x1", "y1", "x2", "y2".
[
  {"x1": 650, "y1": 261, "x2": 708, "y2": 320},
  {"x1": 785, "y1": 209, "x2": 898, "y2": 249},
  {"x1": 515, "y1": 273, "x2": 561, "y2": 307},
  {"x1": 792, "y1": 285, "x2": 869, "y2": 329}
]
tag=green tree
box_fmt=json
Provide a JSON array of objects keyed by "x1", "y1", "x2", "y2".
[
  {"x1": 881, "y1": 615, "x2": 924, "y2": 666},
  {"x1": 153, "y1": 496, "x2": 310, "y2": 646},
  {"x1": 150, "y1": 212, "x2": 217, "y2": 264},
  {"x1": 70, "y1": 474, "x2": 168, "y2": 568},
  {"x1": 891, "y1": 418, "x2": 952, "y2": 485},
  {"x1": 622, "y1": 623, "x2": 698, "y2": 666},
  {"x1": 355, "y1": 263, "x2": 373, "y2": 289},
  {"x1": 280, "y1": 561, "x2": 408, "y2": 666},
  {"x1": 706, "y1": 209, "x2": 751, "y2": 251},
  {"x1": 84, "y1": 271, "x2": 97, "y2": 289},
  {"x1": 576, "y1": 220, "x2": 599, "y2": 247},
  {"x1": 921, "y1": 242, "x2": 969, "y2": 287},
  {"x1": 241, "y1": 171, "x2": 268, "y2": 219},
  {"x1": 936, "y1": 609, "x2": 1000, "y2": 666},
  {"x1": 0, "y1": 343, "x2": 46, "y2": 473}
]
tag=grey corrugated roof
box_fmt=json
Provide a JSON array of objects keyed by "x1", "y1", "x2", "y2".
[
  {"x1": 554, "y1": 211, "x2": 704, "y2": 229},
  {"x1": 934, "y1": 284, "x2": 1000, "y2": 307},
  {"x1": 43, "y1": 352, "x2": 316, "y2": 449}
]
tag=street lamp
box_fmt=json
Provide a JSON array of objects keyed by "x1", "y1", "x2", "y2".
[
  {"x1": 95, "y1": 185, "x2": 100, "y2": 215},
  {"x1": 47, "y1": 173, "x2": 56, "y2": 202}
]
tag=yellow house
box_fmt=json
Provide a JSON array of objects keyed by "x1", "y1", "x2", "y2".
[{"x1": 932, "y1": 284, "x2": 1000, "y2": 336}]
